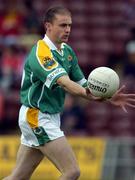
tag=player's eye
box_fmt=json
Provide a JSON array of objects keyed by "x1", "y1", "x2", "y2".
[
  {"x1": 60, "y1": 24, "x2": 72, "y2": 28},
  {"x1": 60, "y1": 24, "x2": 67, "y2": 27}
]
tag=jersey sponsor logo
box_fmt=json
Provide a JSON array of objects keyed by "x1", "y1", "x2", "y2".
[
  {"x1": 68, "y1": 55, "x2": 72, "y2": 61},
  {"x1": 43, "y1": 56, "x2": 58, "y2": 70},
  {"x1": 47, "y1": 68, "x2": 66, "y2": 82},
  {"x1": 45, "y1": 68, "x2": 67, "y2": 88}
]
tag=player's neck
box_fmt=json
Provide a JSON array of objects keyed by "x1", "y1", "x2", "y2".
[
  {"x1": 46, "y1": 34, "x2": 62, "y2": 50},
  {"x1": 51, "y1": 40, "x2": 61, "y2": 51},
  {"x1": 55, "y1": 43, "x2": 61, "y2": 51}
]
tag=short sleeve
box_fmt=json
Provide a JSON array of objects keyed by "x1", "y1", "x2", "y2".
[{"x1": 29, "y1": 40, "x2": 67, "y2": 89}]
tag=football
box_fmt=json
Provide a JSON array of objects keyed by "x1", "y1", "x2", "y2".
[{"x1": 87, "y1": 67, "x2": 120, "y2": 98}]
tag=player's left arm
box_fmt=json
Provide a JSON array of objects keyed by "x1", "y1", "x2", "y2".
[{"x1": 57, "y1": 75, "x2": 100, "y2": 101}]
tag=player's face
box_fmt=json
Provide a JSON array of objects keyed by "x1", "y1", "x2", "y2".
[{"x1": 46, "y1": 14, "x2": 72, "y2": 44}]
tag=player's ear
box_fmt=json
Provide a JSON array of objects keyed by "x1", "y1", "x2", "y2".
[{"x1": 45, "y1": 22, "x2": 52, "y2": 31}]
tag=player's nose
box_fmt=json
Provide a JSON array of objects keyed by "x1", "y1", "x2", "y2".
[{"x1": 65, "y1": 25, "x2": 71, "y2": 33}]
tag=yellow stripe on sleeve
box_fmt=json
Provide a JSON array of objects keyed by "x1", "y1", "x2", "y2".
[
  {"x1": 36, "y1": 40, "x2": 58, "y2": 71},
  {"x1": 37, "y1": 40, "x2": 52, "y2": 64}
]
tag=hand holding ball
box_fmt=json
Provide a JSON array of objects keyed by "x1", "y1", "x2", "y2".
[{"x1": 87, "y1": 67, "x2": 120, "y2": 98}]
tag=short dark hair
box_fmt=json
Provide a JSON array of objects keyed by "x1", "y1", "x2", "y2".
[{"x1": 44, "y1": 6, "x2": 71, "y2": 23}]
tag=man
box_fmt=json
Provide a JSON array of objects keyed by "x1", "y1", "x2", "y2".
[{"x1": 3, "y1": 6, "x2": 135, "y2": 180}]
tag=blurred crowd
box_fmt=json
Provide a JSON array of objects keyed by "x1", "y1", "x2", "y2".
[{"x1": 0, "y1": 0, "x2": 135, "y2": 137}]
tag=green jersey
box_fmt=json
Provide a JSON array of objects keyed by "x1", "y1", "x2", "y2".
[{"x1": 21, "y1": 35, "x2": 87, "y2": 113}]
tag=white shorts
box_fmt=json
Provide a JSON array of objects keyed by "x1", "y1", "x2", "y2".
[{"x1": 18, "y1": 105, "x2": 64, "y2": 147}]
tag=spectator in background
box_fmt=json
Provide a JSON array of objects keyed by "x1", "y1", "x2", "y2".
[
  {"x1": 107, "y1": 39, "x2": 135, "y2": 93},
  {"x1": 0, "y1": 45, "x2": 25, "y2": 90},
  {"x1": 0, "y1": 90, "x2": 4, "y2": 123},
  {"x1": 61, "y1": 94, "x2": 86, "y2": 136},
  {"x1": 0, "y1": 3, "x2": 24, "y2": 36},
  {"x1": 107, "y1": 42, "x2": 126, "y2": 79},
  {"x1": 22, "y1": 1, "x2": 41, "y2": 34},
  {"x1": 107, "y1": 39, "x2": 135, "y2": 78},
  {"x1": 124, "y1": 40, "x2": 135, "y2": 77}
]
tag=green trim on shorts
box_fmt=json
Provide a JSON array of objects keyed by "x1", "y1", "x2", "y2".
[{"x1": 32, "y1": 126, "x2": 50, "y2": 146}]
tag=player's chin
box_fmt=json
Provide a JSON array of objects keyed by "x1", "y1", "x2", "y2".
[{"x1": 62, "y1": 37, "x2": 69, "y2": 42}]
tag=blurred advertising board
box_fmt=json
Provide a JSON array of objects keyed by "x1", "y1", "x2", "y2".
[{"x1": 0, "y1": 136, "x2": 106, "y2": 180}]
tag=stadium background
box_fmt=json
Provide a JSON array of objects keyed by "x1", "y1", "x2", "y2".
[{"x1": 0, "y1": 0, "x2": 135, "y2": 179}]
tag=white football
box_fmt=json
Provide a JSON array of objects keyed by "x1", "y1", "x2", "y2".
[{"x1": 87, "y1": 67, "x2": 120, "y2": 98}]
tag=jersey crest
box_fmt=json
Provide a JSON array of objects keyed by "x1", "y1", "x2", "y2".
[
  {"x1": 43, "y1": 56, "x2": 58, "y2": 70},
  {"x1": 68, "y1": 55, "x2": 72, "y2": 61}
]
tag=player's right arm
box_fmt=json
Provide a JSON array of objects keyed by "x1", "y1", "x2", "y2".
[
  {"x1": 57, "y1": 75, "x2": 135, "y2": 112},
  {"x1": 57, "y1": 75, "x2": 100, "y2": 101}
]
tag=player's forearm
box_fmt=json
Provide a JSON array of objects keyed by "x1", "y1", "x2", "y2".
[
  {"x1": 57, "y1": 75, "x2": 88, "y2": 99},
  {"x1": 63, "y1": 81, "x2": 87, "y2": 98}
]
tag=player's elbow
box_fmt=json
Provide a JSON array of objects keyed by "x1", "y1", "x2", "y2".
[{"x1": 57, "y1": 75, "x2": 70, "y2": 88}]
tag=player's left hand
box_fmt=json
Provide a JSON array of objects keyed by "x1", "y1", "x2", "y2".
[{"x1": 108, "y1": 85, "x2": 135, "y2": 112}]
